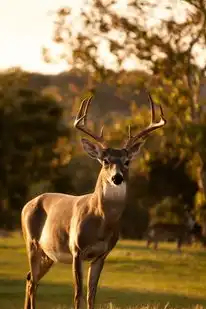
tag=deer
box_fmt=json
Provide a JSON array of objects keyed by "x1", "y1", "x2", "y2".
[
  {"x1": 21, "y1": 92, "x2": 166, "y2": 309},
  {"x1": 146, "y1": 210, "x2": 204, "y2": 252}
]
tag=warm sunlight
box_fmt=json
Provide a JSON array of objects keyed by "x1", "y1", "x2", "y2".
[
  {"x1": 0, "y1": 0, "x2": 72, "y2": 74},
  {"x1": 0, "y1": 0, "x2": 205, "y2": 74}
]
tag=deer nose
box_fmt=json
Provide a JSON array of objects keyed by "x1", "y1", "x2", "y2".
[{"x1": 112, "y1": 173, "x2": 124, "y2": 185}]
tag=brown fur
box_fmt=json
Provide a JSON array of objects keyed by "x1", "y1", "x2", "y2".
[
  {"x1": 21, "y1": 94, "x2": 165, "y2": 309},
  {"x1": 22, "y1": 156, "x2": 128, "y2": 309}
]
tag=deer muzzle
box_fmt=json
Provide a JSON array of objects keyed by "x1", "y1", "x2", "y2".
[{"x1": 111, "y1": 173, "x2": 124, "y2": 185}]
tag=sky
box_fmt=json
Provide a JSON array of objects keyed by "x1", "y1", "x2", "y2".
[
  {"x1": 0, "y1": 0, "x2": 205, "y2": 75},
  {"x1": 0, "y1": 0, "x2": 71, "y2": 74}
]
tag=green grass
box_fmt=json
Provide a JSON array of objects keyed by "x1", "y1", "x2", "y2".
[{"x1": 0, "y1": 232, "x2": 206, "y2": 309}]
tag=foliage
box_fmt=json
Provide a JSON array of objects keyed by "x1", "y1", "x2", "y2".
[
  {"x1": 0, "y1": 68, "x2": 71, "y2": 228},
  {"x1": 52, "y1": 1, "x2": 206, "y2": 77},
  {"x1": 50, "y1": 0, "x2": 206, "y2": 229},
  {"x1": 0, "y1": 65, "x2": 204, "y2": 237},
  {"x1": 149, "y1": 196, "x2": 187, "y2": 225},
  {"x1": 148, "y1": 157, "x2": 198, "y2": 209},
  {"x1": 2, "y1": 0, "x2": 206, "y2": 238}
]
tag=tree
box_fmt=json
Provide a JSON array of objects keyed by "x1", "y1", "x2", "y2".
[
  {"x1": 50, "y1": 0, "x2": 206, "y2": 231},
  {"x1": 0, "y1": 68, "x2": 70, "y2": 228}
]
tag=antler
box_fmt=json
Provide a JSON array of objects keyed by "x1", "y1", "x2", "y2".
[
  {"x1": 74, "y1": 96, "x2": 106, "y2": 147},
  {"x1": 124, "y1": 92, "x2": 166, "y2": 149}
]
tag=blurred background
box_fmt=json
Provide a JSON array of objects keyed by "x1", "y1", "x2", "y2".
[{"x1": 0, "y1": 0, "x2": 206, "y2": 240}]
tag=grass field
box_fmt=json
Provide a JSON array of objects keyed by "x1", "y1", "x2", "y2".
[{"x1": 0, "y1": 232, "x2": 206, "y2": 309}]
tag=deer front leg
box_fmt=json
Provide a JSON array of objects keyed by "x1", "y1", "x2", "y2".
[
  {"x1": 87, "y1": 257, "x2": 105, "y2": 309},
  {"x1": 73, "y1": 252, "x2": 83, "y2": 309}
]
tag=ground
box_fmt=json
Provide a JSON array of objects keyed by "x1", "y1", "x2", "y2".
[{"x1": 0, "y1": 232, "x2": 206, "y2": 309}]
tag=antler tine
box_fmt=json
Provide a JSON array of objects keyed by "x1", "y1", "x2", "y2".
[
  {"x1": 74, "y1": 96, "x2": 106, "y2": 147},
  {"x1": 124, "y1": 92, "x2": 166, "y2": 149},
  {"x1": 148, "y1": 91, "x2": 155, "y2": 124},
  {"x1": 159, "y1": 104, "x2": 164, "y2": 120},
  {"x1": 126, "y1": 124, "x2": 134, "y2": 142},
  {"x1": 100, "y1": 125, "x2": 104, "y2": 139},
  {"x1": 74, "y1": 96, "x2": 91, "y2": 127},
  {"x1": 128, "y1": 124, "x2": 131, "y2": 139}
]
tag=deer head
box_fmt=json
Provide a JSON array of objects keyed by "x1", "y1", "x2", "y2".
[{"x1": 74, "y1": 93, "x2": 166, "y2": 187}]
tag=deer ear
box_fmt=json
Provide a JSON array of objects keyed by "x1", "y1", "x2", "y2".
[
  {"x1": 81, "y1": 138, "x2": 102, "y2": 159},
  {"x1": 127, "y1": 141, "x2": 145, "y2": 160}
]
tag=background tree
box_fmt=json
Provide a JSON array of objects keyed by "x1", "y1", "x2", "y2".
[
  {"x1": 50, "y1": 0, "x2": 206, "y2": 232},
  {"x1": 0, "y1": 68, "x2": 71, "y2": 229}
]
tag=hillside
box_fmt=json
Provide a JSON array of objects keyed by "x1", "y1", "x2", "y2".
[{"x1": 27, "y1": 70, "x2": 151, "y2": 118}]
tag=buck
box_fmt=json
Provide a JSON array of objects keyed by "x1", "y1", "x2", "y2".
[
  {"x1": 21, "y1": 93, "x2": 166, "y2": 309},
  {"x1": 146, "y1": 211, "x2": 202, "y2": 251}
]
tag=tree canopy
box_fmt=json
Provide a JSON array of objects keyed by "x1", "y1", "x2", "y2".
[
  {"x1": 0, "y1": 68, "x2": 70, "y2": 228},
  {"x1": 49, "y1": 0, "x2": 206, "y2": 232}
]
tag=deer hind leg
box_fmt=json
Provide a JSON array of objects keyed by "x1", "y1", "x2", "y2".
[{"x1": 24, "y1": 239, "x2": 53, "y2": 309}]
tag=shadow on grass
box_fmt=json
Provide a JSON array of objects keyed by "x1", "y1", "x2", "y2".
[
  {"x1": 0, "y1": 244, "x2": 24, "y2": 250},
  {"x1": 106, "y1": 258, "x2": 164, "y2": 273},
  {"x1": 117, "y1": 242, "x2": 178, "y2": 254},
  {"x1": 117, "y1": 242, "x2": 206, "y2": 257},
  {"x1": 0, "y1": 278, "x2": 206, "y2": 309}
]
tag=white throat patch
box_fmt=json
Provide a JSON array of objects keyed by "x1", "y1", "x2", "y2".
[{"x1": 103, "y1": 182, "x2": 127, "y2": 200}]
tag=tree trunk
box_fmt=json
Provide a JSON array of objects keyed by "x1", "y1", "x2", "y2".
[{"x1": 196, "y1": 161, "x2": 206, "y2": 236}]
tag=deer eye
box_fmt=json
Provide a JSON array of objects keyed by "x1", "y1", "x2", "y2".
[
  {"x1": 124, "y1": 160, "x2": 130, "y2": 167},
  {"x1": 103, "y1": 158, "x2": 110, "y2": 165}
]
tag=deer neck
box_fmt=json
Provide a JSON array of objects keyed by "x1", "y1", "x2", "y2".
[{"x1": 92, "y1": 171, "x2": 127, "y2": 222}]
